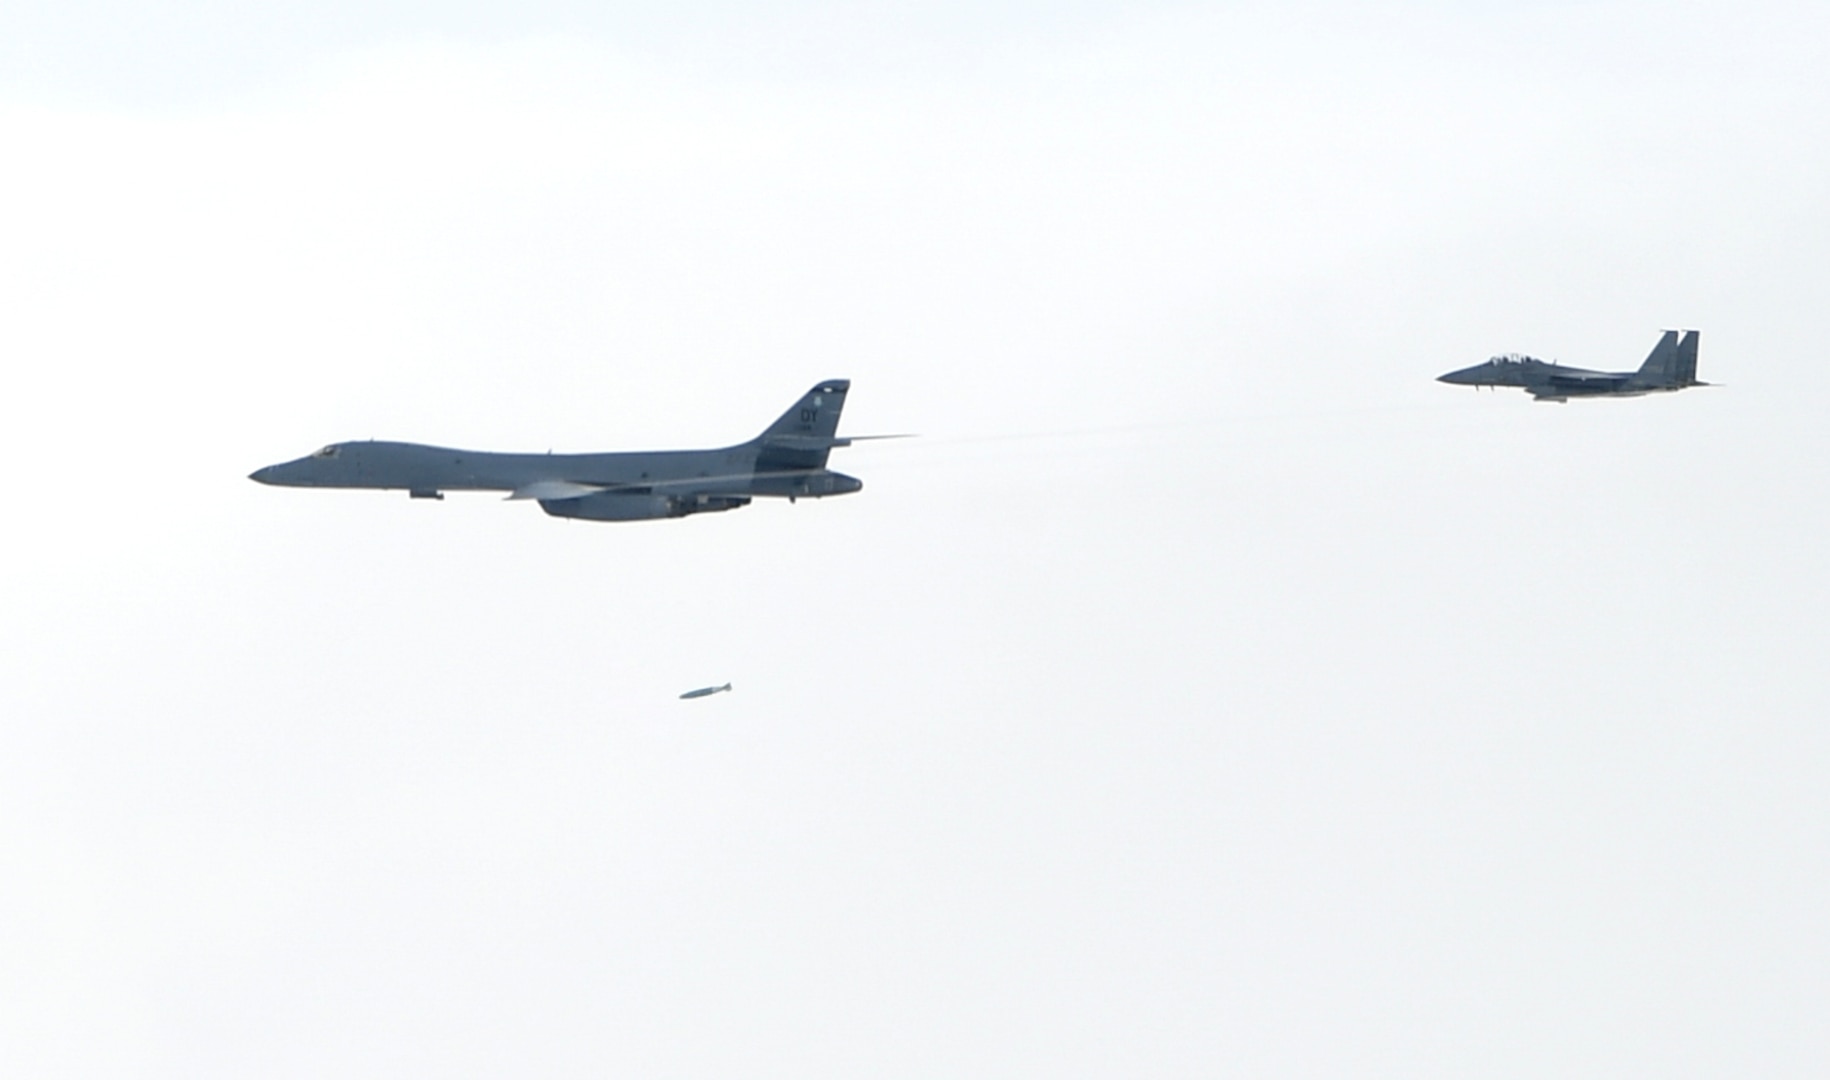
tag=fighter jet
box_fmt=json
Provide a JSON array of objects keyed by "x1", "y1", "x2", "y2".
[
  {"x1": 1438, "y1": 330, "x2": 1705, "y2": 402},
  {"x1": 250, "y1": 380, "x2": 885, "y2": 521}
]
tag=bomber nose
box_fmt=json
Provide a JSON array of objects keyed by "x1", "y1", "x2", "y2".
[{"x1": 249, "y1": 465, "x2": 275, "y2": 484}]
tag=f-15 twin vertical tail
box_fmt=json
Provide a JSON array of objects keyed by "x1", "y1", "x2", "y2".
[{"x1": 251, "y1": 380, "x2": 901, "y2": 522}]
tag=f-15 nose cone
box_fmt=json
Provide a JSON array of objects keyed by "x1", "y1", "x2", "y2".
[
  {"x1": 1437, "y1": 365, "x2": 1485, "y2": 385},
  {"x1": 249, "y1": 466, "x2": 272, "y2": 484}
]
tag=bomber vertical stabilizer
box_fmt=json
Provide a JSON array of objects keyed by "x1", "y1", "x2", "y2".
[{"x1": 753, "y1": 380, "x2": 851, "y2": 472}]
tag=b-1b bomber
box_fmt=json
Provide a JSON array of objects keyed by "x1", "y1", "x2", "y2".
[
  {"x1": 1438, "y1": 330, "x2": 1705, "y2": 402},
  {"x1": 250, "y1": 380, "x2": 892, "y2": 522}
]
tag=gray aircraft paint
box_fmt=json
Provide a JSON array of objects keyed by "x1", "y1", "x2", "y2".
[
  {"x1": 1437, "y1": 330, "x2": 1705, "y2": 402},
  {"x1": 250, "y1": 381, "x2": 866, "y2": 521},
  {"x1": 679, "y1": 683, "x2": 733, "y2": 700}
]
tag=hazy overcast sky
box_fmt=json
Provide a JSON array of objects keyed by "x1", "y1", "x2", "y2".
[{"x1": 3, "y1": 2, "x2": 1828, "y2": 1076}]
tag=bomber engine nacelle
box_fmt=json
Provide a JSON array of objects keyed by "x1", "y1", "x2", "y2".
[{"x1": 538, "y1": 492, "x2": 751, "y2": 522}]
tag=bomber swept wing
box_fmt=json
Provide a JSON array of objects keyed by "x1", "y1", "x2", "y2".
[{"x1": 505, "y1": 480, "x2": 612, "y2": 501}]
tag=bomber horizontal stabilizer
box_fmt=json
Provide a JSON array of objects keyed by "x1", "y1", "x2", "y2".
[{"x1": 761, "y1": 433, "x2": 915, "y2": 451}]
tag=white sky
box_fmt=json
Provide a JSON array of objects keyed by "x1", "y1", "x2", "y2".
[{"x1": 3, "y1": 2, "x2": 1828, "y2": 1076}]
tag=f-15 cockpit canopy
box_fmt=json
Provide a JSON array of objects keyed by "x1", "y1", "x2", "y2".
[{"x1": 1487, "y1": 353, "x2": 1540, "y2": 366}]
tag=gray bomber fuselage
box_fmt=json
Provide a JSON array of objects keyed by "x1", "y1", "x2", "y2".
[
  {"x1": 252, "y1": 442, "x2": 799, "y2": 495},
  {"x1": 249, "y1": 380, "x2": 867, "y2": 521}
]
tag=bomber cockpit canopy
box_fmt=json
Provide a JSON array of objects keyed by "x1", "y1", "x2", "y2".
[{"x1": 313, "y1": 444, "x2": 341, "y2": 459}]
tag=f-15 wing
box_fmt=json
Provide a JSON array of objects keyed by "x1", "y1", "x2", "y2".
[
  {"x1": 1538, "y1": 367, "x2": 1618, "y2": 384},
  {"x1": 1533, "y1": 368, "x2": 1628, "y2": 391}
]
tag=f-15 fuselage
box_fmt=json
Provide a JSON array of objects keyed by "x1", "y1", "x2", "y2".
[
  {"x1": 1438, "y1": 355, "x2": 1657, "y2": 399},
  {"x1": 1438, "y1": 330, "x2": 1704, "y2": 402}
]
